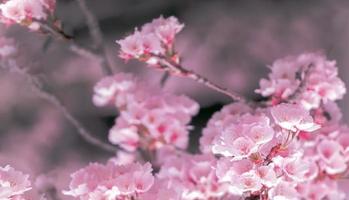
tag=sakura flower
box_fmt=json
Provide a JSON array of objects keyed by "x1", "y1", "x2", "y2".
[
  {"x1": 108, "y1": 126, "x2": 139, "y2": 152},
  {"x1": 212, "y1": 113, "x2": 274, "y2": 159},
  {"x1": 117, "y1": 16, "x2": 183, "y2": 64},
  {"x1": 94, "y1": 73, "x2": 199, "y2": 152},
  {"x1": 139, "y1": 179, "x2": 181, "y2": 200},
  {"x1": 268, "y1": 181, "x2": 299, "y2": 200},
  {"x1": 0, "y1": 0, "x2": 56, "y2": 29},
  {"x1": 92, "y1": 73, "x2": 137, "y2": 107},
  {"x1": 256, "y1": 52, "x2": 346, "y2": 109},
  {"x1": 271, "y1": 103, "x2": 320, "y2": 132},
  {"x1": 200, "y1": 102, "x2": 251, "y2": 153},
  {"x1": 235, "y1": 172, "x2": 262, "y2": 194},
  {"x1": 157, "y1": 153, "x2": 228, "y2": 199},
  {"x1": 0, "y1": 165, "x2": 31, "y2": 199},
  {"x1": 63, "y1": 162, "x2": 154, "y2": 200}
]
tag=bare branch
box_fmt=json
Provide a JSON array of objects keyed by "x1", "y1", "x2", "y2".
[
  {"x1": 155, "y1": 55, "x2": 246, "y2": 102},
  {"x1": 76, "y1": 0, "x2": 113, "y2": 75},
  {"x1": 1, "y1": 60, "x2": 121, "y2": 153}
]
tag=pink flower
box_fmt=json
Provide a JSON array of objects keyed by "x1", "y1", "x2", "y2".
[
  {"x1": 256, "y1": 52, "x2": 346, "y2": 109},
  {"x1": 0, "y1": 0, "x2": 55, "y2": 28},
  {"x1": 63, "y1": 162, "x2": 154, "y2": 200},
  {"x1": 0, "y1": 165, "x2": 31, "y2": 199},
  {"x1": 200, "y1": 102, "x2": 251, "y2": 153},
  {"x1": 139, "y1": 179, "x2": 181, "y2": 200},
  {"x1": 108, "y1": 126, "x2": 139, "y2": 152},
  {"x1": 271, "y1": 103, "x2": 320, "y2": 132},
  {"x1": 157, "y1": 153, "x2": 228, "y2": 199},
  {"x1": 212, "y1": 113, "x2": 274, "y2": 159},
  {"x1": 268, "y1": 181, "x2": 299, "y2": 200},
  {"x1": 92, "y1": 73, "x2": 136, "y2": 107},
  {"x1": 116, "y1": 16, "x2": 183, "y2": 62},
  {"x1": 94, "y1": 73, "x2": 199, "y2": 152},
  {"x1": 236, "y1": 172, "x2": 262, "y2": 194}
]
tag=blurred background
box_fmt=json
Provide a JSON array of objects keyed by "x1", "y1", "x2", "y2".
[{"x1": 1, "y1": 0, "x2": 349, "y2": 198}]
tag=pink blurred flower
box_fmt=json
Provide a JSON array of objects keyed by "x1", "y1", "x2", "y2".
[
  {"x1": 271, "y1": 103, "x2": 320, "y2": 132},
  {"x1": 63, "y1": 162, "x2": 154, "y2": 200},
  {"x1": 0, "y1": 165, "x2": 31, "y2": 199}
]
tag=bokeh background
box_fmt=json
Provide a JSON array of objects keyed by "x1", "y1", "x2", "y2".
[{"x1": 1, "y1": 0, "x2": 349, "y2": 198}]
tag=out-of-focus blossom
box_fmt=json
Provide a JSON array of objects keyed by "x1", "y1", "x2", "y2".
[
  {"x1": 0, "y1": 165, "x2": 31, "y2": 199},
  {"x1": 0, "y1": 0, "x2": 56, "y2": 30},
  {"x1": 93, "y1": 73, "x2": 199, "y2": 152},
  {"x1": 63, "y1": 162, "x2": 154, "y2": 200},
  {"x1": 157, "y1": 153, "x2": 228, "y2": 199},
  {"x1": 256, "y1": 52, "x2": 346, "y2": 109},
  {"x1": 116, "y1": 16, "x2": 183, "y2": 65},
  {"x1": 271, "y1": 103, "x2": 320, "y2": 132}
]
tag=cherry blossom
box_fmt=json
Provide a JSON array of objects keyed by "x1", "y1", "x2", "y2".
[
  {"x1": 256, "y1": 52, "x2": 346, "y2": 109},
  {"x1": 63, "y1": 162, "x2": 154, "y2": 200},
  {"x1": 212, "y1": 113, "x2": 274, "y2": 159},
  {"x1": 156, "y1": 153, "x2": 228, "y2": 199},
  {"x1": 271, "y1": 103, "x2": 320, "y2": 133},
  {"x1": 0, "y1": 0, "x2": 56, "y2": 30},
  {"x1": 0, "y1": 165, "x2": 31, "y2": 200},
  {"x1": 93, "y1": 73, "x2": 199, "y2": 152},
  {"x1": 117, "y1": 16, "x2": 183, "y2": 61}
]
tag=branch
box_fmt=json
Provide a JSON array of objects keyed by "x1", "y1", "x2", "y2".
[
  {"x1": 1, "y1": 60, "x2": 121, "y2": 153},
  {"x1": 37, "y1": 21, "x2": 103, "y2": 63},
  {"x1": 286, "y1": 63, "x2": 313, "y2": 102},
  {"x1": 76, "y1": 0, "x2": 113, "y2": 75},
  {"x1": 155, "y1": 55, "x2": 246, "y2": 102}
]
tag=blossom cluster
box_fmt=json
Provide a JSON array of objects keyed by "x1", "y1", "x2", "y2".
[
  {"x1": 0, "y1": 165, "x2": 31, "y2": 200},
  {"x1": 116, "y1": 16, "x2": 183, "y2": 66},
  {"x1": 256, "y1": 52, "x2": 346, "y2": 109},
  {"x1": 2, "y1": 13, "x2": 349, "y2": 200},
  {"x1": 64, "y1": 16, "x2": 349, "y2": 200},
  {"x1": 93, "y1": 73, "x2": 199, "y2": 152},
  {"x1": 0, "y1": 0, "x2": 56, "y2": 30},
  {"x1": 63, "y1": 162, "x2": 154, "y2": 200}
]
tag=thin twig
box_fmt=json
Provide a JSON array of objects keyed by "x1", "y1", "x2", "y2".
[
  {"x1": 160, "y1": 71, "x2": 170, "y2": 87},
  {"x1": 1, "y1": 60, "x2": 121, "y2": 153},
  {"x1": 76, "y1": 0, "x2": 113, "y2": 75},
  {"x1": 287, "y1": 63, "x2": 313, "y2": 102},
  {"x1": 155, "y1": 55, "x2": 246, "y2": 102},
  {"x1": 37, "y1": 21, "x2": 103, "y2": 62}
]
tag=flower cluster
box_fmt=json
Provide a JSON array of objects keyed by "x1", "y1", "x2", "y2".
[
  {"x1": 93, "y1": 73, "x2": 199, "y2": 152},
  {"x1": 0, "y1": 165, "x2": 31, "y2": 199},
  {"x1": 256, "y1": 52, "x2": 346, "y2": 109},
  {"x1": 116, "y1": 16, "x2": 183, "y2": 66},
  {"x1": 154, "y1": 151, "x2": 228, "y2": 199},
  {"x1": 63, "y1": 162, "x2": 154, "y2": 200},
  {"x1": 0, "y1": 0, "x2": 56, "y2": 30}
]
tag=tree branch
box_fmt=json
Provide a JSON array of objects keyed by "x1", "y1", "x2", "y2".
[
  {"x1": 1, "y1": 60, "x2": 121, "y2": 153},
  {"x1": 76, "y1": 0, "x2": 113, "y2": 75},
  {"x1": 154, "y1": 55, "x2": 246, "y2": 102}
]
